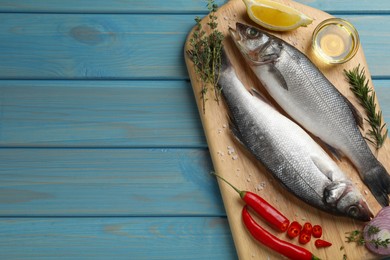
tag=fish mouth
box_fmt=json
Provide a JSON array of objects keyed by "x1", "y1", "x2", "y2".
[
  {"x1": 360, "y1": 199, "x2": 374, "y2": 221},
  {"x1": 228, "y1": 26, "x2": 240, "y2": 43},
  {"x1": 229, "y1": 25, "x2": 252, "y2": 62}
]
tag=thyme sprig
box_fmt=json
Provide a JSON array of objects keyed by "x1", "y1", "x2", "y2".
[
  {"x1": 344, "y1": 65, "x2": 388, "y2": 149},
  {"x1": 345, "y1": 230, "x2": 365, "y2": 246},
  {"x1": 345, "y1": 226, "x2": 390, "y2": 249},
  {"x1": 187, "y1": 0, "x2": 224, "y2": 114}
]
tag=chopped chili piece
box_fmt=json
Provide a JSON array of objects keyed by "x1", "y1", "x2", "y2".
[
  {"x1": 312, "y1": 225, "x2": 323, "y2": 238},
  {"x1": 315, "y1": 239, "x2": 332, "y2": 248},
  {"x1": 242, "y1": 206, "x2": 320, "y2": 260},
  {"x1": 299, "y1": 231, "x2": 311, "y2": 244},
  {"x1": 303, "y1": 222, "x2": 313, "y2": 235},
  {"x1": 287, "y1": 221, "x2": 302, "y2": 239}
]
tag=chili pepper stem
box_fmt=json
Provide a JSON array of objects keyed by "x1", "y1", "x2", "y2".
[{"x1": 211, "y1": 172, "x2": 246, "y2": 198}]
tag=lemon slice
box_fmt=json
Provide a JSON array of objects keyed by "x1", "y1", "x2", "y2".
[{"x1": 243, "y1": 0, "x2": 313, "y2": 31}]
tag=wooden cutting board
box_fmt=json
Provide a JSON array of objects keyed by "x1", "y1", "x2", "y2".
[{"x1": 184, "y1": 0, "x2": 390, "y2": 259}]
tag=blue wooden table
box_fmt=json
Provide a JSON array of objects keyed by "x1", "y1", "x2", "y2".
[{"x1": 0, "y1": 1, "x2": 389, "y2": 259}]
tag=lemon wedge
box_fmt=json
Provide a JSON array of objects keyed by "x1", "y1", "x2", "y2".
[{"x1": 243, "y1": 0, "x2": 313, "y2": 31}]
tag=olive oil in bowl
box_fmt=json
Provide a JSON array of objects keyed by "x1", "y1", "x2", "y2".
[{"x1": 312, "y1": 18, "x2": 359, "y2": 64}]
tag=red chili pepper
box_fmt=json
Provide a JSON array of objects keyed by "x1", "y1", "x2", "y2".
[
  {"x1": 287, "y1": 221, "x2": 302, "y2": 239},
  {"x1": 315, "y1": 239, "x2": 332, "y2": 248},
  {"x1": 302, "y1": 222, "x2": 312, "y2": 235},
  {"x1": 299, "y1": 231, "x2": 311, "y2": 244},
  {"x1": 213, "y1": 173, "x2": 290, "y2": 232},
  {"x1": 312, "y1": 225, "x2": 322, "y2": 238},
  {"x1": 242, "y1": 206, "x2": 320, "y2": 260}
]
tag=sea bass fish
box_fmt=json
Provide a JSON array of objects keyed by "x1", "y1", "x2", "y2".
[
  {"x1": 229, "y1": 22, "x2": 390, "y2": 207},
  {"x1": 219, "y1": 49, "x2": 373, "y2": 221}
]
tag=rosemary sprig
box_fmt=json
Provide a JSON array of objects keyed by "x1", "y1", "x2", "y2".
[
  {"x1": 344, "y1": 65, "x2": 388, "y2": 149},
  {"x1": 187, "y1": 0, "x2": 224, "y2": 114}
]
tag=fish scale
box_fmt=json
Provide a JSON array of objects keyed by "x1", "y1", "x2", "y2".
[
  {"x1": 281, "y1": 35, "x2": 381, "y2": 171},
  {"x1": 229, "y1": 22, "x2": 390, "y2": 207},
  {"x1": 219, "y1": 49, "x2": 372, "y2": 221}
]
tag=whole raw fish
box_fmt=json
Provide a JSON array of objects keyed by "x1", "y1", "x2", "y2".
[
  {"x1": 229, "y1": 22, "x2": 390, "y2": 207},
  {"x1": 219, "y1": 49, "x2": 373, "y2": 221}
]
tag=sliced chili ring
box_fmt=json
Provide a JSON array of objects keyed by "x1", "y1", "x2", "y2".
[
  {"x1": 302, "y1": 222, "x2": 312, "y2": 235},
  {"x1": 299, "y1": 231, "x2": 311, "y2": 245},
  {"x1": 287, "y1": 221, "x2": 302, "y2": 239},
  {"x1": 312, "y1": 225, "x2": 322, "y2": 238}
]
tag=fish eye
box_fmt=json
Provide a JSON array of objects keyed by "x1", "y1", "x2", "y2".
[
  {"x1": 246, "y1": 28, "x2": 259, "y2": 38},
  {"x1": 347, "y1": 206, "x2": 359, "y2": 217}
]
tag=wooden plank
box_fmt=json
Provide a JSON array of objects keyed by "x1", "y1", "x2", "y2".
[
  {"x1": 0, "y1": 79, "x2": 389, "y2": 147},
  {"x1": 0, "y1": 14, "x2": 389, "y2": 79},
  {"x1": 0, "y1": 14, "x2": 193, "y2": 79},
  {"x1": 0, "y1": 148, "x2": 225, "y2": 216},
  {"x1": 376, "y1": 81, "x2": 390, "y2": 123},
  {"x1": 0, "y1": 0, "x2": 228, "y2": 13},
  {"x1": 0, "y1": 217, "x2": 237, "y2": 259},
  {"x1": 0, "y1": 0, "x2": 389, "y2": 13},
  {"x1": 185, "y1": 0, "x2": 389, "y2": 259},
  {"x1": 0, "y1": 80, "x2": 205, "y2": 147}
]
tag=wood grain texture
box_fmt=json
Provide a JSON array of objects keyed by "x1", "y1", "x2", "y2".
[
  {"x1": 0, "y1": 80, "x2": 205, "y2": 147},
  {"x1": 1, "y1": 0, "x2": 390, "y2": 259},
  {"x1": 0, "y1": 14, "x2": 390, "y2": 79},
  {"x1": 0, "y1": 148, "x2": 226, "y2": 216},
  {"x1": 0, "y1": 217, "x2": 237, "y2": 259},
  {"x1": 0, "y1": 0, "x2": 228, "y2": 13},
  {"x1": 0, "y1": 80, "x2": 389, "y2": 148},
  {"x1": 0, "y1": 14, "x2": 193, "y2": 79},
  {"x1": 185, "y1": 0, "x2": 390, "y2": 259},
  {"x1": 1, "y1": 0, "x2": 389, "y2": 13}
]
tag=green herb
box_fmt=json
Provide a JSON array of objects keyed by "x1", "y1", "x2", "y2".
[
  {"x1": 346, "y1": 228, "x2": 390, "y2": 249},
  {"x1": 187, "y1": 0, "x2": 224, "y2": 114},
  {"x1": 344, "y1": 65, "x2": 388, "y2": 149},
  {"x1": 367, "y1": 225, "x2": 380, "y2": 236},
  {"x1": 371, "y1": 237, "x2": 390, "y2": 249},
  {"x1": 340, "y1": 245, "x2": 347, "y2": 260},
  {"x1": 345, "y1": 230, "x2": 365, "y2": 245}
]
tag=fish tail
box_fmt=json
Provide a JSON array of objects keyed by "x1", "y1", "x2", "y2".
[{"x1": 364, "y1": 164, "x2": 390, "y2": 207}]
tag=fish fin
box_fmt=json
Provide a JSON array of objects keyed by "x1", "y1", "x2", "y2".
[
  {"x1": 364, "y1": 164, "x2": 390, "y2": 207},
  {"x1": 227, "y1": 116, "x2": 247, "y2": 148},
  {"x1": 344, "y1": 96, "x2": 364, "y2": 129},
  {"x1": 311, "y1": 154, "x2": 334, "y2": 180},
  {"x1": 323, "y1": 143, "x2": 343, "y2": 161},
  {"x1": 323, "y1": 181, "x2": 350, "y2": 205},
  {"x1": 249, "y1": 88, "x2": 282, "y2": 112},
  {"x1": 268, "y1": 65, "x2": 288, "y2": 90},
  {"x1": 249, "y1": 88, "x2": 271, "y2": 103}
]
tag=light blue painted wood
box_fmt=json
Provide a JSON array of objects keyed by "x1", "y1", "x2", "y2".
[
  {"x1": 372, "y1": 81, "x2": 390, "y2": 125},
  {"x1": 0, "y1": 0, "x2": 388, "y2": 13},
  {"x1": 0, "y1": 80, "x2": 388, "y2": 147},
  {"x1": 0, "y1": 0, "x2": 228, "y2": 13},
  {"x1": 0, "y1": 14, "x2": 194, "y2": 79},
  {"x1": 0, "y1": 14, "x2": 389, "y2": 79},
  {"x1": 0, "y1": 148, "x2": 227, "y2": 216},
  {"x1": 0, "y1": 80, "x2": 205, "y2": 147},
  {"x1": 0, "y1": 0, "x2": 389, "y2": 259},
  {"x1": 0, "y1": 217, "x2": 237, "y2": 259}
]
